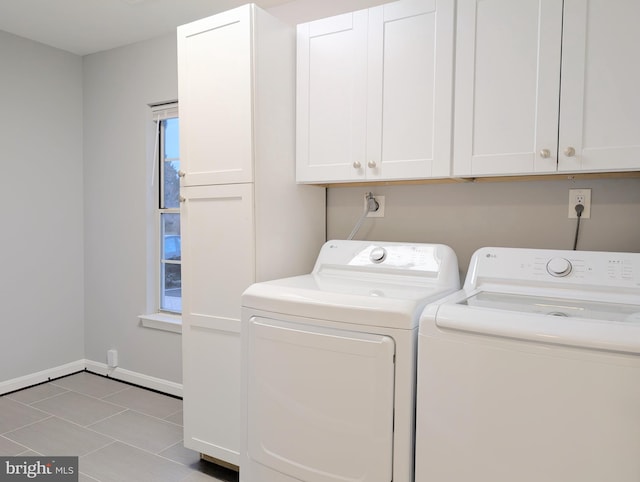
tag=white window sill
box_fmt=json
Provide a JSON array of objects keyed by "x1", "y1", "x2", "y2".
[{"x1": 138, "y1": 313, "x2": 182, "y2": 334}]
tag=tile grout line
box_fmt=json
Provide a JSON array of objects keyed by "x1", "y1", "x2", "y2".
[{"x1": 1, "y1": 415, "x2": 54, "y2": 439}]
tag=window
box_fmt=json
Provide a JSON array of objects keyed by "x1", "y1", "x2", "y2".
[{"x1": 155, "y1": 104, "x2": 181, "y2": 313}]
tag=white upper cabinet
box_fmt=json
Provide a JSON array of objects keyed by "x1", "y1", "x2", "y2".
[
  {"x1": 453, "y1": 0, "x2": 562, "y2": 176},
  {"x1": 454, "y1": 0, "x2": 640, "y2": 177},
  {"x1": 178, "y1": 8, "x2": 253, "y2": 186},
  {"x1": 558, "y1": 0, "x2": 640, "y2": 173},
  {"x1": 297, "y1": 0, "x2": 455, "y2": 183}
]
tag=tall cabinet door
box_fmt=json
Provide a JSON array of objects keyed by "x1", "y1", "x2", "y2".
[
  {"x1": 453, "y1": 0, "x2": 563, "y2": 176},
  {"x1": 177, "y1": 7, "x2": 253, "y2": 186},
  {"x1": 181, "y1": 183, "x2": 255, "y2": 464},
  {"x1": 367, "y1": 0, "x2": 454, "y2": 180},
  {"x1": 296, "y1": 11, "x2": 368, "y2": 183},
  {"x1": 558, "y1": 0, "x2": 640, "y2": 172}
]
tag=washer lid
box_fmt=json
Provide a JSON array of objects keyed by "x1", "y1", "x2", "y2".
[
  {"x1": 462, "y1": 291, "x2": 640, "y2": 322},
  {"x1": 242, "y1": 273, "x2": 457, "y2": 330},
  {"x1": 431, "y1": 290, "x2": 640, "y2": 354}
]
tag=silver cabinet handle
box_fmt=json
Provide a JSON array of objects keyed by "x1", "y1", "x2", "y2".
[
  {"x1": 367, "y1": 161, "x2": 377, "y2": 168},
  {"x1": 564, "y1": 147, "x2": 576, "y2": 157},
  {"x1": 539, "y1": 149, "x2": 551, "y2": 158},
  {"x1": 178, "y1": 170, "x2": 186, "y2": 178},
  {"x1": 179, "y1": 196, "x2": 186, "y2": 203},
  {"x1": 353, "y1": 161, "x2": 362, "y2": 169}
]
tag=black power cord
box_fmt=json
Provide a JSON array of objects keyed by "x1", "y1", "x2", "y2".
[{"x1": 572, "y1": 203, "x2": 585, "y2": 250}]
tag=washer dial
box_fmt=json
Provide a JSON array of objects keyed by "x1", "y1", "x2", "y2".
[{"x1": 546, "y1": 257, "x2": 572, "y2": 277}]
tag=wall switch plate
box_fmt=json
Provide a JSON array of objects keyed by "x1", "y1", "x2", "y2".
[
  {"x1": 365, "y1": 194, "x2": 385, "y2": 217},
  {"x1": 568, "y1": 188, "x2": 591, "y2": 219}
]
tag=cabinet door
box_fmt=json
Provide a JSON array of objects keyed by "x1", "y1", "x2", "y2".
[
  {"x1": 296, "y1": 11, "x2": 368, "y2": 183},
  {"x1": 454, "y1": 0, "x2": 563, "y2": 176},
  {"x1": 367, "y1": 0, "x2": 454, "y2": 180},
  {"x1": 181, "y1": 183, "x2": 255, "y2": 464},
  {"x1": 558, "y1": 0, "x2": 640, "y2": 172},
  {"x1": 177, "y1": 6, "x2": 253, "y2": 186}
]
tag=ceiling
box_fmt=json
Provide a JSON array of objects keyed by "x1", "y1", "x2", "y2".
[{"x1": 0, "y1": 0, "x2": 294, "y2": 56}]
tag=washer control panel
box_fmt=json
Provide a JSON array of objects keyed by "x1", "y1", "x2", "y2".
[{"x1": 470, "y1": 247, "x2": 640, "y2": 289}]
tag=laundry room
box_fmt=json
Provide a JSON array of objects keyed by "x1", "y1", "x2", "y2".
[{"x1": 0, "y1": 0, "x2": 639, "y2": 481}]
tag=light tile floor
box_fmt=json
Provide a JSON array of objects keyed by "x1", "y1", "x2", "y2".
[{"x1": 0, "y1": 372, "x2": 239, "y2": 482}]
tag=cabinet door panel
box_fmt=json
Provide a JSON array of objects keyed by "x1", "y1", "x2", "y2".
[
  {"x1": 178, "y1": 7, "x2": 253, "y2": 186},
  {"x1": 454, "y1": 0, "x2": 562, "y2": 176},
  {"x1": 296, "y1": 11, "x2": 368, "y2": 183},
  {"x1": 368, "y1": 0, "x2": 454, "y2": 180},
  {"x1": 181, "y1": 184, "x2": 255, "y2": 323},
  {"x1": 180, "y1": 183, "x2": 254, "y2": 463},
  {"x1": 559, "y1": 0, "x2": 640, "y2": 172},
  {"x1": 182, "y1": 318, "x2": 241, "y2": 463}
]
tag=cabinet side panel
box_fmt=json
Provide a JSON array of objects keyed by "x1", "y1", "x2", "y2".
[{"x1": 254, "y1": 7, "x2": 326, "y2": 280}]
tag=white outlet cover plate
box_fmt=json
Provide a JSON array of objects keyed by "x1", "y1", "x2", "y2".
[{"x1": 568, "y1": 188, "x2": 591, "y2": 219}]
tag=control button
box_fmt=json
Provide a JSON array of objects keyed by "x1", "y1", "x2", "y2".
[
  {"x1": 546, "y1": 257, "x2": 572, "y2": 277},
  {"x1": 370, "y1": 247, "x2": 387, "y2": 264}
]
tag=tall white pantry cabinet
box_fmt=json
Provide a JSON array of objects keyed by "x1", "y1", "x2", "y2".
[{"x1": 177, "y1": 4, "x2": 326, "y2": 467}]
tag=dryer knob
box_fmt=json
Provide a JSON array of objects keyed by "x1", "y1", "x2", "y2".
[
  {"x1": 546, "y1": 257, "x2": 572, "y2": 277},
  {"x1": 370, "y1": 247, "x2": 387, "y2": 264}
]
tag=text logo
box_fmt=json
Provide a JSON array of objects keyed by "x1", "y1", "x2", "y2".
[{"x1": 0, "y1": 457, "x2": 78, "y2": 481}]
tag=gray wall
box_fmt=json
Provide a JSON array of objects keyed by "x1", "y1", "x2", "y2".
[
  {"x1": 326, "y1": 178, "x2": 640, "y2": 279},
  {"x1": 0, "y1": 31, "x2": 84, "y2": 382},
  {"x1": 82, "y1": 34, "x2": 182, "y2": 383}
]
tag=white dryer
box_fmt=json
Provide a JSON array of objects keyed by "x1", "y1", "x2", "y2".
[
  {"x1": 240, "y1": 240, "x2": 460, "y2": 482},
  {"x1": 415, "y1": 247, "x2": 640, "y2": 482}
]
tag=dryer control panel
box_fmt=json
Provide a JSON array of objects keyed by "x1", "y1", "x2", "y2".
[{"x1": 314, "y1": 240, "x2": 457, "y2": 275}]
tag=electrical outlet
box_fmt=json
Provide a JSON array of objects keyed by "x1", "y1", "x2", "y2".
[
  {"x1": 365, "y1": 194, "x2": 385, "y2": 218},
  {"x1": 568, "y1": 188, "x2": 591, "y2": 219}
]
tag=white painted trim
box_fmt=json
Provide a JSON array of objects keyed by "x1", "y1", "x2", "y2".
[
  {"x1": 0, "y1": 360, "x2": 86, "y2": 395},
  {"x1": 138, "y1": 312, "x2": 182, "y2": 334},
  {"x1": 84, "y1": 360, "x2": 183, "y2": 398},
  {"x1": 1, "y1": 360, "x2": 183, "y2": 398}
]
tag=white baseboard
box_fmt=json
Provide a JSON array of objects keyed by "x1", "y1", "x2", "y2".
[
  {"x1": 0, "y1": 360, "x2": 86, "y2": 395},
  {"x1": 84, "y1": 360, "x2": 183, "y2": 397},
  {"x1": 1, "y1": 360, "x2": 183, "y2": 398}
]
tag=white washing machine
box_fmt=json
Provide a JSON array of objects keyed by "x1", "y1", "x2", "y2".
[
  {"x1": 240, "y1": 240, "x2": 460, "y2": 482},
  {"x1": 415, "y1": 247, "x2": 640, "y2": 482}
]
